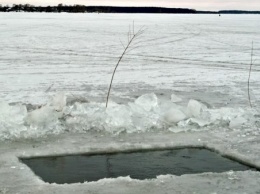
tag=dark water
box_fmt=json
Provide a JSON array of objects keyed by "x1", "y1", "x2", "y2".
[{"x1": 20, "y1": 148, "x2": 255, "y2": 184}]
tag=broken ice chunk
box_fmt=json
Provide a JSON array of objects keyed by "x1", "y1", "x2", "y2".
[
  {"x1": 105, "y1": 104, "x2": 133, "y2": 131},
  {"x1": 177, "y1": 118, "x2": 209, "y2": 127},
  {"x1": 229, "y1": 116, "x2": 247, "y2": 129},
  {"x1": 171, "y1": 94, "x2": 182, "y2": 103},
  {"x1": 189, "y1": 118, "x2": 210, "y2": 127},
  {"x1": 49, "y1": 92, "x2": 67, "y2": 112},
  {"x1": 25, "y1": 106, "x2": 62, "y2": 126},
  {"x1": 135, "y1": 93, "x2": 158, "y2": 112},
  {"x1": 187, "y1": 99, "x2": 207, "y2": 118},
  {"x1": 163, "y1": 108, "x2": 187, "y2": 124},
  {"x1": 0, "y1": 101, "x2": 27, "y2": 125},
  {"x1": 168, "y1": 127, "x2": 187, "y2": 133}
]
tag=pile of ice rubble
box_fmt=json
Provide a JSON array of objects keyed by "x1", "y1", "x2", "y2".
[{"x1": 0, "y1": 93, "x2": 259, "y2": 140}]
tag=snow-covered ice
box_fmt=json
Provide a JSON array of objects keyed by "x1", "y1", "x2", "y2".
[
  {"x1": 1, "y1": 131, "x2": 260, "y2": 194},
  {"x1": 0, "y1": 13, "x2": 259, "y2": 107},
  {"x1": 0, "y1": 13, "x2": 259, "y2": 193}
]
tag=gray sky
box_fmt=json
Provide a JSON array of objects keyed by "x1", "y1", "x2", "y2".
[{"x1": 1, "y1": 0, "x2": 260, "y2": 11}]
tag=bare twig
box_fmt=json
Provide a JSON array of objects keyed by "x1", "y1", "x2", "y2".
[
  {"x1": 119, "y1": 38, "x2": 125, "y2": 49},
  {"x1": 133, "y1": 20, "x2": 135, "y2": 34},
  {"x1": 106, "y1": 24, "x2": 144, "y2": 108},
  {"x1": 45, "y1": 84, "x2": 54, "y2": 93},
  {"x1": 248, "y1": 41, "x2": 254, "y2": 108}
]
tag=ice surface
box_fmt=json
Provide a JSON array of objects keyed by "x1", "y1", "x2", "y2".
[
  {"x1": 0, "y1": 14, "x2": 259, "y2": 136},
  {"x1": 0, "y1": 13, "x2": 259, "y2": 107},
  {"x1": 0, "y1": 13, "x2": 259, "y2": 193},
  {"x1": 0, "y1": 130, "x2": 260, "y2": 194}
]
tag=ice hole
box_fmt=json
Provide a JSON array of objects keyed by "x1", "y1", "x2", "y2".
[{"x1": 20, "y1": 148, "x2": 257, "y2": 184}]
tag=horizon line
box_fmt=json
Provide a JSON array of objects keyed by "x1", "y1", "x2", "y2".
[{"x1": 1, "y1": 4, "x2": 260, "y2": 13}]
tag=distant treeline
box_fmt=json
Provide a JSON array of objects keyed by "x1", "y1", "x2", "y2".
[
  {"x1": 0, "y1": 4, "x2": 259, "y2": 14},
  {"x1": 0, "y1": 4, "x2": 196, "y2": 13},
  {"x1": 218, "y1": 10, "x2": 260, "y2": 14}
]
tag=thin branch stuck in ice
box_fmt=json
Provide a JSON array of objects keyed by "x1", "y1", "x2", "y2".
[
  {"x1": 45, "y1": 84, "x2": 54, "y2": 93},
  {"x1": 105, "y1": 24, "x2": 145, "y2": 108},
  {"x1": 248, "y1": 41, "x2": 254, "y2": 108}
]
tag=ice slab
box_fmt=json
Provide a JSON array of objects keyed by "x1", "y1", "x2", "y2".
[
  {"x1": 170, "y1": 94, "x2": 182, "y2": 103},
  {"x1": 135, "y1": 93, "x2": 158, "y2": 112}
]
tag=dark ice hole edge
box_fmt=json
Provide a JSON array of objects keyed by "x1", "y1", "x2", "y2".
[{"x1": 19, "y1": 146, "x2": 259, "y2": 184}]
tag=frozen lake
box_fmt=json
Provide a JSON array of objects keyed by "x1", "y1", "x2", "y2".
[
  {"x1": 0, "y1": 12, "x2": 260, "y2": 139},
  {"x1": 0, "y1": 13, "x2": 259, "y2": 106},
  {"x1": 0, "y1": 12, "x2": 260, "y2": 194}
]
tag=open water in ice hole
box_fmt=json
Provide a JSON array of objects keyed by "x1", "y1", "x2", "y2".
[{"x1": 20, "y1": 148, "x2": 256, "y2": 184}]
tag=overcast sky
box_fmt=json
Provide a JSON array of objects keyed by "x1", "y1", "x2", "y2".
[{"x1": 0, "y1": 0, "x2": 260, "y2": 11}]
